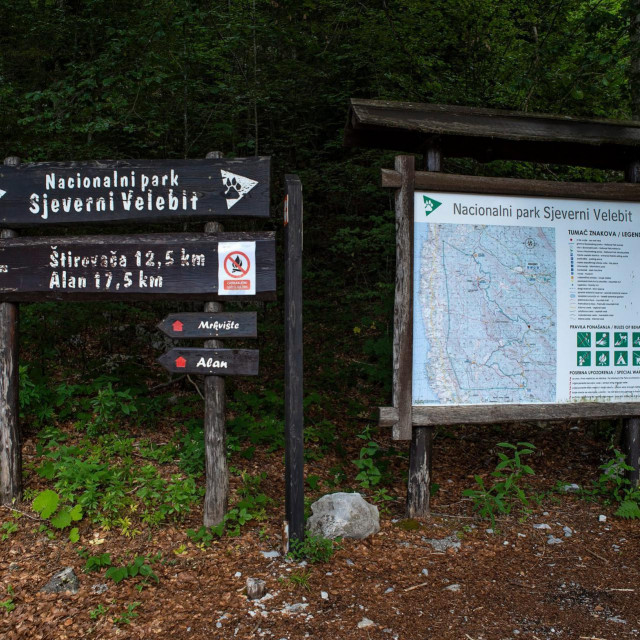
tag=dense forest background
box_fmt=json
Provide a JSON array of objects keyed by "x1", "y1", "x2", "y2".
[
  {"x1": 0, "y1": 0, "x2": 636, "y2": 507},
  {"x1": 3, "y1": 6, "x2": 640, "y2": 637},
  {"x1": 1, "y1": 0, "x2": 634, "y2": 300},
  {"x1": 0, "y1": 0, "x2": 633, "y2": 287}
]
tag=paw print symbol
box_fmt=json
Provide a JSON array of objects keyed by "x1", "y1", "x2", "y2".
[
  {"x1": 223, "y1": 175, "x2": 241, "y2": 200},
  {"x1": 425, "y1": 199, "x2": 433, "y2": 212}
]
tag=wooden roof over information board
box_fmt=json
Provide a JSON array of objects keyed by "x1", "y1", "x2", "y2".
[{"x1": 345, "y1": 99, "x2": 640, "y2": 169}]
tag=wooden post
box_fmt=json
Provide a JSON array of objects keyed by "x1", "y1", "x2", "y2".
[
  {"x1": 623, "y1": 161, "x2": 640, "y2": 488},
  {"x1": 406, "y1": 149, "x2": 440, "y2": 518},
  {"x1": 393, "y1": 155, "x2": 415, "y2": 442},
  {"x1": 284, "y1": 175, "x2": 304, "y2": 547},
  {"x1": 0, "y1": 156, "x2": 21, "y2": 505},
  {"x1": 203, "y1": 151, "x2": 228, "y2": 526}
]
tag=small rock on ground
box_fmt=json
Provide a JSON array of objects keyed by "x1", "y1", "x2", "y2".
[
  {"x1": 246, "y1": 577, "x2": 267, "y2": 600},
  {"x1": 306, "y1": 493, "x2": 380, "y2": 540},
  {"x1": 423, "y1": 534, "x2": 461, "y2": 552},
  {"x1": 41, "y1": 568, "x2": 79, "y2": 595},
  {"x1": 91, "y1": 583, "x2": 108, "y2": 595},
  {"x1": 283, "y1": 602, "x2": 308, "y2": 614},
  {"x1": 358, "y1": 618, "x2": 376, "y2": 628}
]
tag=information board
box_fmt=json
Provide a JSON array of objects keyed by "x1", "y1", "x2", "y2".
[{"x1": 413, "y1": 191, "x2": 640, "y2": 406}]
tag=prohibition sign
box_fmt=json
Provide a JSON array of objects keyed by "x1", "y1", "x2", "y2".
[{"x1": 224, "y1": 251, "x2": 251, "y2": 278}]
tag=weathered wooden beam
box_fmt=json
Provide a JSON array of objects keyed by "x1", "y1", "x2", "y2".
[
  {"x1": 284, "y1": 174, "x2": 305, "y2": 546},
  {"x1": 407, "y1": 426, "x2": 433, "y2": 519},
  {"x1": 392, "y1": 156, "x2": 414, "y2": 442},
  {"x1": 381, "y1": 169, "x2": 640, "y2": 202},
  {"x1": 380, "y1": 403, "x2": 640, "y2": 427},
  {"x1": 405, "y1": 148, "x2": 440, "y2": 519},
  {"x1": 623, "y1": 159, "x2": 640, "y2": 488},
  {"x1": 0, "y1": 156, "x2": 21, "y2": 505},
  {"x1": 348, "y1": 99, "x2": 640, "y2": 169},
  {"x1": 202, "y1": 153, "x2": 228, "y2": 527}
]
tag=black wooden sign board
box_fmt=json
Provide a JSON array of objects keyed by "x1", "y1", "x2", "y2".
[
  {"x1": 157, "y1": 312, "x2": 257, "y2": 339},
  {"x1": 158, "y1": 348, "x2": 259, "y2": 376},
  {"x1": 0, "y1": 157, "x2": 270, "y2": 227},
  {"x1": 0, "y1": 232, "x2": 275, "y2": 302}
]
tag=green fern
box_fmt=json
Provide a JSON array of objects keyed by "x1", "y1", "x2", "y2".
[{"x1": 614, "y1": 500, "x2": 640, "y2": 519}]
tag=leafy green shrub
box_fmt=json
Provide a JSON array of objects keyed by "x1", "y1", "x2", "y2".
[
  {"x1": 112, "y1": 602, "x2": 141, "y2": 626},
  {"x1": 176, "y1": 419, "x2": 205, "y2": 476},
  {"x1": 105, "y1": 557, "x2": 158, "y2": 584},
  {"x1": 84, "y1": 553, "x2": 112, "y2": 572},
  {"x1": 85, "y1": 383, "x2": 137, "y2": 436},
  {"x1": 463, "y1": 442, "x2": 537, "y2": 528},
  {"x1": 352, "y1": 427, "x2": 393, "y2": 489},
  {"x1": 288, "y1": 533, "x2": 337, "y2": 563},
  {"x1": 1, "y1": 521, "x2": 18, "y2": 542},
  {"x1": 35, "y1": 433, "x2": 203, "y2": 528},
  {"x1": 0, "y1": 586, "x2": 15, "y2": 613},
  {"x1": 187, "y1": 473, "x2": 271, "y2": 543},
  {"x1": 587, "y1": 450, "x2": 640, "y2": 519},
  {"x1": 31, "y1": 489, "x2": 82, "y2": 542}
]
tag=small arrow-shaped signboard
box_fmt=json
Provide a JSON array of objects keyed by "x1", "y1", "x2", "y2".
[
  {"x1": 158, "y1": 348, "x2": 259, "y2": 376},
  {"x1": 157, "y1": 312, "x2": 257, "y2": 339}
]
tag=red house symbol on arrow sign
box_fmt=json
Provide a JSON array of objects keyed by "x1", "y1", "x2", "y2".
[
  {"x1": 175, "y1": 356, "x2": 187, "y2": 368},
  {"x1": 172, "y1": 320, "x2": 184, "y2": 332}
]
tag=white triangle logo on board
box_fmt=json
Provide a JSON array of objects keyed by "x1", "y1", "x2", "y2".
[
  {"x1": 220, "y1": 170, "x2": 258, "y2": 209},
  {"x1": 0, "y1": 189, "x2": 6, "y2": 200}
]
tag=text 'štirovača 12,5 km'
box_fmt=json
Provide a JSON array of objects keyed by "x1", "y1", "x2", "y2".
[
  {"x1": 0, "y1": 233, "x2": 276, "y2": 301},
  {"x1": 412, "y1": 192, "x2": 640, "y2": 408},
  {"x1": 0, "y1": 157, "x2": 270, "y2": 226}
]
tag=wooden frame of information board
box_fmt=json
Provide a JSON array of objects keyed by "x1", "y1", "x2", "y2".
[{"x1": 379, "y1": 154, "x2": 640, "y2": 516}]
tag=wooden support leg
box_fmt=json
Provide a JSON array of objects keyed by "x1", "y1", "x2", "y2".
[
  {"x1": 623, "y1": 161, "x2": 640, "y2": 489},
  {"x1": 0, "y1": 291, "x2": 20, "y2": 505},
  {"x1": 0, "y1": 156, "x2": 21, "y2": 506},
  {"x1": 203, "y1": 313, "x2": 228, "y2": 527},
  {"x1": 202, "y1": 181, "x2": 228, "y2": 526},
  {"x1": 623, "y1": 418, "x2": 640, "y2": 488},
  {"x1": 406, "y1": 426, "x2": 433, "y2": 518},
  {"x1": 284, "y1": 175, "x2": 305, "y2": 545}
]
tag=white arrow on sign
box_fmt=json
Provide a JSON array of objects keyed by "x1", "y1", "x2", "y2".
[
  {"x1": 0, "y1": 189, "x2": 6, "y2": 200},
  {"x1": 220, "y1": 170, "x2": 258, "y2": 210}
]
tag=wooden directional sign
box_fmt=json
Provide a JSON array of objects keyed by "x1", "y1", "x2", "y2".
[
  {"x1": 158, "y1": 348, "x2": 259, "y2": 376},
  {"x1": 0, "y1": 157, "x2": 270, "y2": 227},
  {"x1": 0, "y1": 232, "x2": 275, "y2": 302},
  {"x1": 157, "y1": 312, "x2": 257, "y2": 339}
]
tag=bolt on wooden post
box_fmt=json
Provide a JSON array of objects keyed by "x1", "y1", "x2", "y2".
[{"x1": 0, "y1": 156, "x2": 21, "y2": 505}]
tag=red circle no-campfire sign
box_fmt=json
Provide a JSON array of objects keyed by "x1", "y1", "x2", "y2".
[{"x1": 223, "y1": 251, "x2": 250, "y2": 279}]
